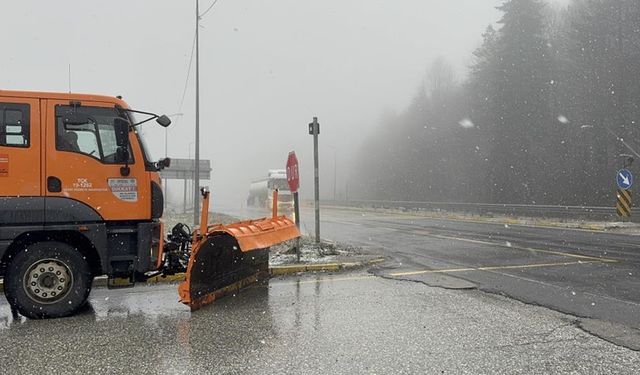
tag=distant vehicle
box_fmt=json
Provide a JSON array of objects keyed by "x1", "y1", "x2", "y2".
[{"x1": 247, "y1": 169, "x2": 294, "y2": 212}]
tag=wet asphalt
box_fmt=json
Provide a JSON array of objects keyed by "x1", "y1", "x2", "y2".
[
  {"x1": 309, "y1": 207, "x2": 640, "y2": 331},
  {"x1": 2, "y1": 205, "x2": 640, "y2": 373},
  {"x1": 1, "y1": 273, "x2": 639, "y2": 374}
]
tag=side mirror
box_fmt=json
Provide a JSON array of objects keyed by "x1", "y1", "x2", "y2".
[
  {"x1": 116, "y1": 147, "x2": 130, "y2": 164},
  {"x1": 114, "y1": 117, "x2": 130, "y2": 147},
  {"x1": 156, "y1": 157, "x2": 171, "y2": 170},
  {"x1": 156, "y1": 115, "x2": 172, "y2": 127}
]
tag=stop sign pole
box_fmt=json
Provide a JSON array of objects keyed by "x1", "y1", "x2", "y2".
[{"x1": 286, "y1": 151, "x2": 301, "y2": 261}]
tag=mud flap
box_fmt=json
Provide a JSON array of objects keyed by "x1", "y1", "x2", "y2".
[{"x1": 178, "y1": 216, "x2": 300, "y2": 311}]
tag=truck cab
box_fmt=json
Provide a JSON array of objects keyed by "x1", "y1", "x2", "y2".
[{"x1": 0, "y1": 90, "x2": 169, "y2": 318}]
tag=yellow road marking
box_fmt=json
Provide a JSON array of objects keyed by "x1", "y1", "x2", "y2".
[
  {"x1": 410, "y1": 230, "x2": 619, "y2": 263},
  {"x1": 390, "y1": 260, "x2": 603, "y2": 277}
]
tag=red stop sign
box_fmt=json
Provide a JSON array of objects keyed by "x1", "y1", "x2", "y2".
[{"x1": 286, "y1": 151, "x2": 299, "y2": 193}]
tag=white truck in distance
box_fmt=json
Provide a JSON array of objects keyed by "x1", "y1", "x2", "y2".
[{"x1": 247, "y1": 169, "x2": 294, "y2": 212}]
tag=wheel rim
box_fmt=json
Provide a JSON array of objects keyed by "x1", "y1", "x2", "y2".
[{"x1": 23, "y1": 258, "x2": 74, "y2": 304}]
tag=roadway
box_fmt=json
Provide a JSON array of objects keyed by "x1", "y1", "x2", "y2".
[
  {"x1": 299, "y1": 206, "x2": 640, "y2": 343},
  {"x1": 1, "y1": 205, "x2": 640, "y2": 373},
  {"x1": 1, "y1": 274, "x2": 638, "y2": 374}
]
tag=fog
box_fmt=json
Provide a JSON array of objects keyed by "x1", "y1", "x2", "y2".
[
  {"x1": 352, "y1": 0, "x2": 640, "y2": 207},
  {"x1": 0, "y1": 0, "x2": 507, "y2": 209}
]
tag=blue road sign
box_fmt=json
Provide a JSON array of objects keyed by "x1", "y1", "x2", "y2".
[{"x1": 617, "y1": 169, "x2": 633, "y2": 190}]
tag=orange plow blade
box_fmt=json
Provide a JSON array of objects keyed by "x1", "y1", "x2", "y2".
[{"x1": 178, "y1": 215, "x2": 300, "y2": 311}]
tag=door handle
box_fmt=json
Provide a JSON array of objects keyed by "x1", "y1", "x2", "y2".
[{"x1": 47, "y1": 176, "x2": 62, "y2": 193}]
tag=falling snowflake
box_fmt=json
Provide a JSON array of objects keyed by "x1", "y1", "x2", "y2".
[
  {"x1": 458, "y1": 118, "x2": 475, "y2": 129},
  {"x1": 557, "y1": 115, "x2": 569, "y2": 124}
]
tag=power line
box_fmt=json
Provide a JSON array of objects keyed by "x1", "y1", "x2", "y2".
[
  {"x1": 176, "y1": 0, "x2": 220, "y2": 124},
  {"x1": 177, "y1": 31, "x2": 197, "y2": 121},
  {"x1": 200, "y1": 0, "x2": 220, "y2": 19}
]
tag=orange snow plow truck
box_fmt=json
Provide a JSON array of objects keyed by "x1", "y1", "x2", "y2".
[{"x1": 0, "y1": 90, "x2": 300, "y2": 318}]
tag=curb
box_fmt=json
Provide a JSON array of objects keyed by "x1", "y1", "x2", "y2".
[
  {"x1": 90, "y1": 273, "x2": 188, "y2": 288},
  {"x1": 132, "y1": 257, "x2": 386, "y2": 281},
  {"x1": 0, "y1": 258, "x2": 386, "y2": 292},
  {"x1": 269, "y1": 257, "x2": 386, "y2": 276}
]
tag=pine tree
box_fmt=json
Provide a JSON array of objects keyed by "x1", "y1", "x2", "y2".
[{"x1": 489, "y1": 0, "x2": 553, "y2": 203}]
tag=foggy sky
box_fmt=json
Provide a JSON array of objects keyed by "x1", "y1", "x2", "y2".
[{"x1": 0, "y1": 0, "x2": 520, "y2": 209}]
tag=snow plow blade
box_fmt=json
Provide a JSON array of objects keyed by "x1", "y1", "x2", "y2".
[{"x1": 178, "y1": 216, "x2": 300, "y2": 311}]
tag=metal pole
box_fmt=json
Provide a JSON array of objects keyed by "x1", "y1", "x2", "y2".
[
  {"x1": 333, "y1": 149, "x2": 337, "y2": 201},
  {"x1": 183, "y1": 178, "x2": 187, "y2": 213},
  {"x1": 193, "y1": 0, "x2": 201, "y2": 226},
  {"x1": 345, "y1": 178, "x2": 349, "y2": 201},
  {"x1": 294, "y1": 191, "x2": 301, "y2": 262},
  {"x1": 164, "y1": 126, "x2": 168, "y2": 212},
  {"x1": 189, "y1": 172, "x2": 193, "y2": 208},
  {"x1": 312, "y1": 117, "x2": 320, "y2": 244}
]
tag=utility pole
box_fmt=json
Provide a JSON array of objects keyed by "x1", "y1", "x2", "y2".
[
  {"x1": 333, "y1": 148, "x2": 337, "y2": 200},
  {"x1": 193, "y1": 0, "x2": 201, "y2": 226},
  {"x1": 308, "y1": 117, "x2": 320, "y2": 244},
  {"x1": 326, "y1": 145, "x2": 337, "y2": 200}
]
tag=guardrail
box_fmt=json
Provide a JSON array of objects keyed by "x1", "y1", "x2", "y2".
[{"x1": 320, "y1": 199, "x2": 621, "y2": 222}]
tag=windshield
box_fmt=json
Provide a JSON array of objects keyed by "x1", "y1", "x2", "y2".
[
  {"x1": 126, "y1": 111, "x2": 156, "y2": 169},
  {"x1": 55, "y1": 105, "x2": 133, "y2": 164}
]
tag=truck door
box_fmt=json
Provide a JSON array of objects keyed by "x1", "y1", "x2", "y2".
[
  {"x1": 0, "y1": 97, "x2": 44, "y2": 230},
  {"x1": 44, "y1": 100, "x2": 151, "y2": 222}
]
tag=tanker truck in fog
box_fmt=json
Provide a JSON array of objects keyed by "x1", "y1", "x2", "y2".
[{"x1": 247, "y1": 169, "x2": 294, "y2": 212}]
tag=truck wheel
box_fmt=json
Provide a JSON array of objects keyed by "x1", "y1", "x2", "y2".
[{"x1": 4, "y1": 241, "x2": 92, "y2": 319}]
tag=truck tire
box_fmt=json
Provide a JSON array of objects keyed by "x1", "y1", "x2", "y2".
[{"x1": 4, "y1": 241, "x2": 92, "y2": 319}]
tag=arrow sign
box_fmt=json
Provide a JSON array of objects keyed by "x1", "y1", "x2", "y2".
[{"x1": 617, "y1": 169, "x2": 633, "y2": 190}]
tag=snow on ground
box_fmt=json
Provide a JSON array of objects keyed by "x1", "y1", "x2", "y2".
[{"x1": 269, "y1": 236, "x2": 362, "y2": 266}]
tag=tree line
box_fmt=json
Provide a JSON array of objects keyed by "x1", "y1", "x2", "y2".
[{"x1": 352, "y1": 0, "x2": 640, "y2": 206}]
